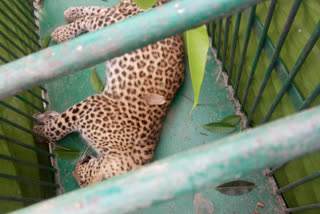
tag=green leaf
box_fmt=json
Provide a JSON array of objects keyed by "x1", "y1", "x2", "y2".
[
  {"x1": 214, "y1": 180, "x2": 257, "y2": 196},
  {"x1": 41, "y1": 35, "x2": 51, "y2": 49},
  {"x1": 202, "y1": 122, "x2": 237, "y2": 134},
  {"x1": 54, "y1": 146, "x2": 82, "y2": 160},
  {"x1": 90, "y1": 68, "x2": 104, "y2": 93},
  {"x1": 221, "y1": 115, "x2": 242, "y2": 126},
  {"x1": 132, "y1": 0, "x2": 158, "y2": 9},
  {"x1": 185, "y1": 25, "x2": 209, "y2": 112}
]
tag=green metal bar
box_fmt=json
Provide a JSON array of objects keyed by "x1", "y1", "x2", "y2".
[
  {"x1": 233, "y1": 6, "x2": 256, "y2": 96},
  {"x1": 17, "y1": 0, "x2": 37, "y2": 20},
  {"x1": 222, "y1": 16, "x2": 231, "y2": 70},
  {"x1": 0, "y1": 134, "x2": 55, "y2": 157},
  {"x1": 10, "y1": 0, "x2": 39, "y2": 29},
  {"x1": 266, "y1": 161, "x2": 290, "y2": 176},
  {"x1": 0, "y1": 117, "x2": 47, "y2": 142},
  {"x1": 298, "y1": 83, "x2": 320, "y2": 111},
  {"x1": 211, "y1": 22, "x2": 215, "y2": 47},
  {"x1": 245, "y1": 8, "x2": 304, "y2": 112},
  {"x1": 27, "y1": 90, "x2": 49, "y2": 105},
  {"x1": 227, "y1": 12, "x2": 242, "y2": 85},
  {"x1": 0, "y1": 0, "x2": 39, "y2": 39},
  {"x1": 285, "y1": 204, "x2": 320, "y2": 213},
  {"x1": 11, "y1": 105, "x2": 320, "y2": 214},
  {"x1": 0, "y1": 41, "x2": 20, "y2": 60},
  {"x1": 0, "y1": 30, "x2": 28, "y2": 56},
  {"x1": 246, "y1": 0, "x2": 302, "y2": 126},
  {"x1": 0, "y1": 19, "x2": 36, "y2": 52},
  {"x1": 263, "y1": 21, "x2": 320, "y2": 122},
  {"x1": 0, "y1": 0, "x2": 269, "y2": 100},
  {"x1": 241, "y1": 0, "x2": 277, "y2": 110},
  {"x1": 0, "y1": 173, "x2": 58, "y2": 188},
  {"x1": 15, "y1": 95, "x2": 43, "y2": 112},
  {"x1": 0, "y1": 101, "x2": 38, "y2": 122},
  {"x1": 0, "y1": 154, "x2": 56, "y2": 172},
  {"x1": 277, "y1": 171, "x2": 320, "y2": 194},
  {"x1": 0, "y1": 7, "x2": 40, "y2": 49},
  {"x1": 216, "y1": 18, "x2": 222, "y2": 58},
  {"x1": 0, "y1": 196, "x2": 40, "y2": 203},
  {"x1": 39, "y1": 86, "x2": 47, "y2": 92}
]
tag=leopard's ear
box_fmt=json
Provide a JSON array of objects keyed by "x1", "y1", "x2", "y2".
[{"x1": 143, "y1": 93, "x2": 166, "y2": 105}]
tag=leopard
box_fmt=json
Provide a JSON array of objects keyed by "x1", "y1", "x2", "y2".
[{"x1": 33, "y1": 0, "x2": 185, "y2": 188}]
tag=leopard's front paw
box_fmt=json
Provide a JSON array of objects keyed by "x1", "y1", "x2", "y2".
[{"x1": 32, "y1": 111, "x2": 60, "y2": 141}]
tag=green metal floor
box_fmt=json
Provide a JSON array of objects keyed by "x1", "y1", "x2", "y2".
[{"x1": 39, "y1": 0, "x2": 283, "y2": 213}]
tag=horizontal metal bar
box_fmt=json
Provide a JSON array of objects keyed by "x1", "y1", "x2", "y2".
[
  {"x1": 17, "y1": 0, "x2": 37, "y2": 20},
  {"x1": 285, "y1": 204, "x2": 320, "y2": 213},
  {"x1": 299, "y1": 82, "x2": 320, "y2": 111},
  {"x1": 0, "y1": 117, "x2": 47, "y2": 142},
  {"x1": 0, "y1": 196, "x2": 40, "y2": 203},
  {"x1": 0, "y1": 154, "x2": 56, "y2": 172},
  {"x1": 0, "y1": 19, "x2": 36, "y2": 52},
  {"x1": 263, "y1": 20, "x2": 320, "y2": 122},
  {"x1": 11, "y1": 105, "x2": 320, "y2": 214},
  {"x1": 0, "y1": 0, "x2": 269, "y2": 99},
  {"x1": 10, "y1": 0, "x2": 38, "y2": 29},
  {"x1": 0, "y1": 173, "x2": 58, "y2": 188},
  {"x1": 0, "y1": 29, "x2": 28, "y2": 56},
  {"x1": 15, "y1": 95, "x2": 43, "y2": 112},
  {"x1": 0, "y1": 7, "x2": 40, "y2": 48},
  {"x1": 0, "y1": 100, "x2": 38, "y2": 122},
  {"x1": 266, "y1": 161, "x2": 290, "y2": 176},
  {"x1": 0, "y1": 41, "x2": 20, "y2": 60},
  {"x1": 27, "y1": 89, "x2": 49, "y2": 104},
  {"x1": 277, "y1": 171, "x2": 320, "y2": 194},
  {"x1": 39, "y1": 86, "x2": 47, "y2": 92},
  {"x1": 0, "y1": 0, "x2": 39, "y2": 39},
  {"x1": 0, "y1": 134, "x2": 55, "y2": 157}
]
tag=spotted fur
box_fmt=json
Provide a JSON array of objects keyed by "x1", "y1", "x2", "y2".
[{"x1": 33, "y1": 0, "x2": 184, "y2": 187}]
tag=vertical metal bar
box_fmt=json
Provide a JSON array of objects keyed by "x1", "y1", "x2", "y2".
[
  {"x1": 0, "y1": 101, "x2": 37, "y2": 122},
  {"x1": 263, "y1": 21, "x2": 320, "y2": 122},
  {"x1": 285, "y1": 204, "x2": 320, "y2": 213},
  {"x1": 246, "y1": 0, "x2": 302, "y2": 126},
  {"x1": 0, "y1": 30, "x2": 28, "y2": 56},
  {"x1": 0, "y1": 1, "x2": 39, "y2": 39},
  {"x1": 0, "y1": 154, "x2": 57, "y2": 172},
  {"x1": 276, "y1": 171, "x2": 320, "y2": 194},
  {"x1": 211, "y1": 22, "x2": 215, "y2": 47},
  {"x1": 0, "y1": 173, "x2": 58, "y2": 188},
  {"x1": 0, "y1": 19, "x2": 36, "y2": 52},
  {"x1": 298, "y1": 83, "x2": 320, "y2": 111},
  {"x1": 228, "y1": 13, "x2": 242, "y2": 85},
  {"x1": 15, "y1": 95, "x2": 43, "y2": 112},
  {"x1": 222, "y1": 17, "x2": 231, "y2": 70},
  {"x1": 27, "y1": 90, "x2": 49, "y2": 104},
  {"x1": 0, "y1": 8, "x2": 40, "y2": 48},
  {"x1": 241, "y1": 0, "x2": 277, "y2": 110},
  {"x1": 0, "y1": 134, "x2": 55, "y2": 157},
  {"x1": 10, "y1": 0, "x2": 39, "y2": 29},
  {"x1": 217, "y1": 18, "x2": 222, "y2": 59},
  {"x1": 233, "y1": 6, "x2": 256, "y2": 97}
]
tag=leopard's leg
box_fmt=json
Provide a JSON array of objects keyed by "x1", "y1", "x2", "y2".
[
  {"x1": 33, "y1": 105, "x2": 81, "y2": 141},
  {"x1": 51, "y1": 16, "x2": 93, "y2": 43},
  {"x1": 64, "y1": 6, "x2": 110, "y2": 23}
]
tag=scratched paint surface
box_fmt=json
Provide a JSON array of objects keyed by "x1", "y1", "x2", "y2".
[{"x1": 39, "y1": 0, "x2": 282, "y2": 213}]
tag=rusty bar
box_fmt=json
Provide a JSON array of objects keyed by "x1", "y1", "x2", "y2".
[{"x1": 0, "y1": 0, "x2": 268, "y2": 99}]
